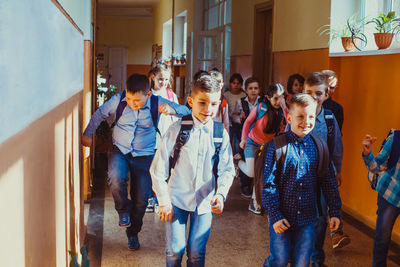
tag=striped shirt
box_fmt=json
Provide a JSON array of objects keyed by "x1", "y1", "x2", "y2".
[{"x1": 363, "y1": 133, "x2": 400, "y2": 207}]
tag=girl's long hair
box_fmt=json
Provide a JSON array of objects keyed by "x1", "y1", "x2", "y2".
[{"x1": 263, "y1": 83, "x2": 285, "y2": 134}]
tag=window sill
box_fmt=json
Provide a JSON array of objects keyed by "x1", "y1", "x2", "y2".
[{"x1": 329, "y1": 48, "x2": 400, "y2": 57}]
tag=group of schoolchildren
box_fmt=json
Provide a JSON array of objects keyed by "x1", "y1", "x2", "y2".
[{"x1": 82, "y1": 63, "x2": 399, "y2": 267}]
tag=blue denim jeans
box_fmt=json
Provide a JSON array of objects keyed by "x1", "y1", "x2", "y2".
[
  {"x1": 373, "y1": 195, "x2": 400, "y2": 267},
  {"x1": 264, "y1": 220, "x2": 316, "y2": 267},
  {"x1": 108, "y1": 145, "x2": 153, "y2": 236},
  {"x1": 165, "y1": 206, "x2": 213, "y2": 267},
  {"x1": 311, "y1": 189, "x2": 344, "y2": 264}
]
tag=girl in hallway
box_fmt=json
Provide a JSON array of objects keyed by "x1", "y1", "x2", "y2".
[
  {"x1": 147, "y1": 63, "x2": 180, "y2": 212},
  {"x1": 285, "y1": 73, "x2": 305, "y2": 106},
  {"x1": 238, "y1": 83, "x2": 286, "y2": 214}
]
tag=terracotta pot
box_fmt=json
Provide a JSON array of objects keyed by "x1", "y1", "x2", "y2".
[
  {"x1": 373, "y1": 33, "x2": 394, "y2": 49},
  {"x1": 341, "y1": 37, "x2": 356, "y2": 52}
]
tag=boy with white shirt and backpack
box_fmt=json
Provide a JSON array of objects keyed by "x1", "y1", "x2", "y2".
[{"x1": 150, "y1": 75, "x2": 235, "y2": 267}]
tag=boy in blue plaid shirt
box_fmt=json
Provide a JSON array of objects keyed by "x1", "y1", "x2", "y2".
[
  {"x1": 362, "y1": 131, "x2": 400, "y2": 267},
  {"x1": 262, "y1": 94, "x2": 341, "y2": 267}
]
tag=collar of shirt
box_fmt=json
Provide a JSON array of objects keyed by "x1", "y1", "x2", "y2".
[
  {"x1": 120, "y1": 93, "x2": 151, "y2": 110},
  {"x1": 286, "y1": 129, "x2": 312, "y2": 145},
  {"x1": 316, "y1": 107, "x2": 325, "y2": 123},
  {"x1": 192, "y1": 114, "x2": 213, "y2": 133},
  {"x1": 244, "y1": 95, "x2": 260, "y2": 104}
]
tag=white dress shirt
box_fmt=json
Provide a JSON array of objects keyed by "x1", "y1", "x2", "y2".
[{"x1": 150, "y1": 115, "x2": 235, "y2": 214}]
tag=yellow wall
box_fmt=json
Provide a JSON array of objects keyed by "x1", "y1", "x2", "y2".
[
  {"x1": 97, "y1": 16, "x2": 154, "y2": 65},
  {"x1": 153, "y1": 0, "x2": 194, "y2": 46},
  {"x1": 330, "y1": 54, "x2": 400, "y2": 242},
  {"x1": 273, "y1": 0, "x2": 330, "y2": 51}
]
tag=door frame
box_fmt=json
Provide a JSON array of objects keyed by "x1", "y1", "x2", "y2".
[{"x1": 253, "y1": 1, "x2": 274, "y2": 91}]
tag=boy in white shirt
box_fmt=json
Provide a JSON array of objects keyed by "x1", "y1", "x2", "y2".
[{"x1": 150, "y1": 75, "x2": 235, "y2": 266}]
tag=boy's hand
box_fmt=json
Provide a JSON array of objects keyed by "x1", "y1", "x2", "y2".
[
  {"x1": 210, "y1": 194, "x2": 224, "y2": 214},
  {"x1": 362, "y1": 134, "x2": 377, "y2": 156},
  {"x1": 159, "y1": 103, "x2": 176, "y2": 115},
  {"x1": 273, "y1": 219, "x2": 291, "y2": 234},
  {"x1": 336, "y1": 172, "x2": 342, "y2": 187},
  {"x1": 158, "y1": 204, "x2": 173, "y2": 222},
  {"x1": 82, "y1": 135, "x2": 92, "y2": 147},
  {"x1": 239, "y1": 112, "x2": 246, "y2": 120},
  {"x1": 330, "y1": 217, "x2": 340, "y2": 231},
  {"x1": 240, "y1": 140, "x2": 247, "y2": 149}
]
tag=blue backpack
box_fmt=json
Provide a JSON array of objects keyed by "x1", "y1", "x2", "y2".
[
  {"x1": 249, "y1": 102, "x2": 284, "y2": 135},
  {"x1": 368, "y1": 129, "x2": 400, "y2": 189},
  {"x1": 114, "y1": 91, "x2": 161, "y2": 135}
]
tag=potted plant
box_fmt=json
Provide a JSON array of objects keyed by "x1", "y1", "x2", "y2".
[
  {"x1": 367, "y1": 11, "x2": 400, "y2": 49},
  {"x1": 319, "y1": 15, "x2": 367, "y2": 52}
]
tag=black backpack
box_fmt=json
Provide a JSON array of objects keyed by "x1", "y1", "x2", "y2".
[
  {"x1": 168, "y1": 115, "x2": 224, "y2": 185},
  {"x1": 254, "y1": 133, "x2": 330, "y2": 215},
  {"x1": 114, "y1": 91, "x2": 161, "y2": 135},
  {"x1": 240, "y1": 96, "x2": 263, "y2": 123}
]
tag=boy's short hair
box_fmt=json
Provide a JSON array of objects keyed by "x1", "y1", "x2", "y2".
[
  {"x1": 321, "y1": 69, "x2": 337, "y2": 80},
  {"x1": 289, "y1": 93, "x2": 317, "y2": 110},
  {"x1": 229, "y1": 73, "x2": 243, "y2": 84},
  {"x1": 305, "y1": 72, "x2": 329, "y2": 93},
  {"x1": 191, "y1": 75, "x2": 220, "y2": 96},
  {"x1": 210, "y1": 70, "x2": 223, "y2": 81},
  {"x1": 193, "y1": 70, "x2": 209, "y2": 81},
  {"x1": 244, "y1": 77, "x2": 260, "y2": 89},
  {"x1": 126, "y1": 73, "x2": 150, "y2": 94}
]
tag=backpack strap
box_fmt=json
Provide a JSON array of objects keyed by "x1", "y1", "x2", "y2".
[
  {"x1": 323, "y1": 109, "x2": 335, "y2": 155},
  {"x1": 249, "y1": 102, "x2": 268, "y2": 133},
  {"x1": 387, "y1": 130, "x2": 400, "y2": 170},
  {"x1": 241, "y1": 97, "x2": 250, "y2": 118},
  {"x1": 274, "y1": 134, "x2": 288, "y2": 171},
  {"x1": 310, "y1": 133, "x2": 330, "y2": 217},
  {"x1": 150, "y1": 94, "x2": 161, "y2": 136},
  {"x1": 168, "y1": 115, "x2": 194, "y2": 177},
  {"x1": 115, "y1": 91, "x2": 127, "y2": 124},
  {"x1": 166, "y1": 88, "x2": 175, "y2": 101},
  {"x1": 212, "y1": 121, "x2": 224, "y2": 187}
]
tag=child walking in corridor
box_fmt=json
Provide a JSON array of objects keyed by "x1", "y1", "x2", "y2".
[
  {"x1": 262, "y1": 94, "x2": 341, "y2": 267},
  {"x1": 238, "y1": 83, "x2": 286, "y2": 214},
  {"x1": 150, "y1": 75, "x2": 235, "y2": 267},
  {"x1": 82, "y1": 74, "x2": 190, "y2": 250}
]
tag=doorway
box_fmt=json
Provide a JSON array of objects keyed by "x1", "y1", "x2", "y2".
[
  {"x1": 96, "y1": 46, "x2": 127, "y2": 93},
  {"x1": 253, "y1": 3, "x2": 273, "y2": 93}
]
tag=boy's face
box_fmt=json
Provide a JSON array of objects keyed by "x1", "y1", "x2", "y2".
[
  {"x1": 304, "y1": 84, "x2": 328, "y2": 112},
  {"x1": 154, "y1": 70, "x2": 170, "y2": 91},
  {"x1": 125, "y1": 90, "x2": 151, "y2": 110},
  {"x1": 230, "y1": 79, "x2": 242, "y2": 92},
  {"x1": 187, "y1": 90, "x2": 221, "y2": 124},
  {"x1": 245, "y1": 82, "x2": 260, "y2": 100},
  {"x1": 287, "y1": 103, "x2": 316, "y2": 138},
  {"x1": 292, "y1": 79, "x2": 303, "y2": 94}
]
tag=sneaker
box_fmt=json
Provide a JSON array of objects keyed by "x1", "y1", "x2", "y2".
[
  {"x1": 241, "y1": 187, "x2": 252, "y2": 198},
  {"x1": 119, "y1": 213, "x2": 131, "y2": 228},
  {"x1": 234, "y1": 166, "x2": 240, "y2": 179},
  {"x1": 332, "y1": 232, "x2": 351, "y2": 249},
  {"x1": 146, "y1": 197, "x2": 155, "y2": 213},
  {"x1": 154, "y1": 203, "x2": 159, "y2": 214},
  {"x1": 248, "y1": 200, "x2": 262, "y2": 215},
  {"x1": 127, "y1": 235, "x2": 140, "y2": 250}
]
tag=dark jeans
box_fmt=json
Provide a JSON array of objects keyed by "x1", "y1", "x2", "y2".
[
  {"x1": 311, "y1": 190, "x2": 344, "y2": 264},
  {"x1": 230, "y1": 123, "x2": 242, "y2": 155},
  {"x1": 373, "y1": 195, "x2": 400, "y2": 267},
  {"x1": 264, "y1": 220, "x2": 316, "y2": 267},
  {"x1": 108, "y1": 145, "x2": 153, "y2": 236}
]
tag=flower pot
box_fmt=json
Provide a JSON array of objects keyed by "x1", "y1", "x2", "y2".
[
  {"x1": 373, "y1": 33, "x2": 394, "y2": 49},
  {"x1": 341, "y1": 37, "x2": 356, "y2": 52}
]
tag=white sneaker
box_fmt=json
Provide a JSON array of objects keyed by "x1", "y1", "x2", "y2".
[
  {"x1": 248, "y1": 200, "x2": 262, "y2": 215},
  {"x1": 146, "y1": 197, "x2": 155, "y2": 213}
]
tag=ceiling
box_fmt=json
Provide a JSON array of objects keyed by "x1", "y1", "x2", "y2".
[{"x1": 98, "y1": 0, "x2": 160, "y2": 17}]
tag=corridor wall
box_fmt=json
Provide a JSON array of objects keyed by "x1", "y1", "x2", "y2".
[{"x1": 0, "y1": 0, "x2": 92, "y2": 265}]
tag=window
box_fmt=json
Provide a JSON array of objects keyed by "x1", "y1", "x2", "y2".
[
  {"x1": 201, "y1": 0, "x2": 231, "y2": 82},
  {"x1": 329, "y1": 0, "x2": 400, "y2": 55},
  {"x1": 162, "y1": 19, "x2": 172, "y2": 60}
]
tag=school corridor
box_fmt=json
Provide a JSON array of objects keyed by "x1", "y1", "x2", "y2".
[{"x1": 2, "y1": 0, "x2": 400, "y2": 266}]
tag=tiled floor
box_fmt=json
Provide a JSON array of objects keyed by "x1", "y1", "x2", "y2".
[{"x1": 86, "y1": 154, "x2": 400, "y2": 267}]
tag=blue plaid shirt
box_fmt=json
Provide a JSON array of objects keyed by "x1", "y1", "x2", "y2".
[
  {"x1": 363, "y1": 134, "x2": 400, "y2": 207},
  {"x1": 262, "y1": 130, "x2": 341, "y2": 226}
]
